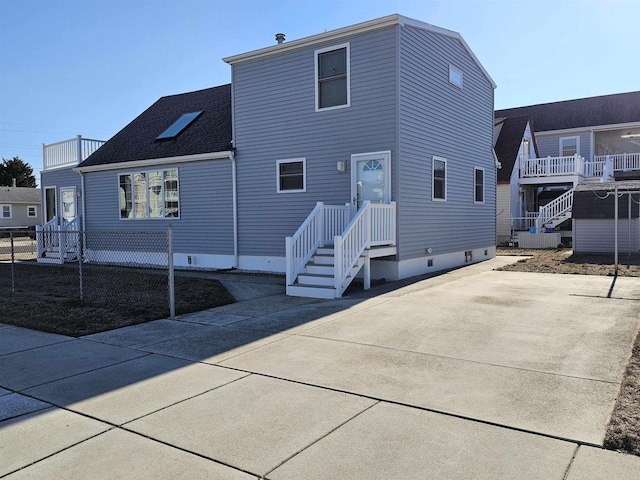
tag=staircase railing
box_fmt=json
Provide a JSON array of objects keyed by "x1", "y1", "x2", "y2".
[
  {"x1": 60, "y1": 217, "x2": 80, "y2": 261},
  {"x1": 536, "y1": 188, "x2": 574, "y2": 230},
  {"x1": 285, "y1": 202, "x2": 351, "y2": 285},
  {"x1": 36, "y1": 217, "x2": 59, "y2": 257},
  {"x1": 334, "y1": 202, "x2": 396, "y2": 297}
]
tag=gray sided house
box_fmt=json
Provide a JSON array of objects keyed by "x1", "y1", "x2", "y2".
[
  {"x1": 495, "y1": 91, "x2": 640, "y2": 250},
  {"x1": 72, "y1": 14, "x2": 496, "y2": 298},
  {"x1": 0, "y1": 186, "x2": 41, "y2": 228}
]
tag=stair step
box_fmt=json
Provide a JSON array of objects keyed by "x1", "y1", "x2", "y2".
[
  {"x1": 305, "y1": 263, "x2": 334, "y2": 275},
  {"x1": 297, "y1": 273, "x2": 334, "y2": 287},
  {"x1": 287, "y1": 284, "x2": 336, "y2": 299},
  {"x1": 37, "y1": 257, "x2": 64, "y2": 264},
  {"x1": 316, "y1": 247, "x2": 335, "y2": 255},
  {"x1": 312, "y1": 254, "x2": 334, "y2": 266}
]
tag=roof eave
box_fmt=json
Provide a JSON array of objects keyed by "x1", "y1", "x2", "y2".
[{"x1": 75, "y1": 151, "x2": 233, "y2": 173}]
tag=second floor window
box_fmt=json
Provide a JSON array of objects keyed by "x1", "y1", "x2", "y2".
[
  {"x1": 316, "y1": 44, "x2": 350, "y2": 111},
  {"x1": 560, "y1": 136, "x2": 579, "y2": 157}
]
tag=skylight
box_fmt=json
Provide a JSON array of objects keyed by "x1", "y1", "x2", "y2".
[{"x1": 156, "y1": 111, "x2": 203, "y2": 140}]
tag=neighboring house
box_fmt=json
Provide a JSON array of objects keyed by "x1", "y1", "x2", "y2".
[
  {"x1": 495, "y1": 91, "x2": 640, "y2": 250},
  {"x1": 41, "y1": 14, "x2": 498, "y2": 298},
  {"x1": 0, "y1": 185, "x2": 41, "y2": 228},
  {"x1": 493, "y1": 115, "x2": 538, "y2": 244},
  {"x1": 573, "y1": 182, "x2": 640, "y2": 254}
]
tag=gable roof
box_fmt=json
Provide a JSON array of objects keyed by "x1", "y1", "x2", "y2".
[
  {"x1": 493, "y1": 115, "x2": 536, "y2": 182},
  {"x1": 495, "y1": 91, "x2": 640, "y2": 132},
  {"x1": 77, "y1": 84, "x2": 232, "y2": 170},
  {"x1": 223, "y1": 14, "x2": 496, "y2": 89},
  {"x1": 0, "y1": 187, "x2": 41, "y2": 204}
]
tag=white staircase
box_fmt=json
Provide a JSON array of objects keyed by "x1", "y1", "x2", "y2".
[
  {"x1": 36, "y1": 216, "x2": 81, "y2": 264},
  {"x1": 536, "y1": 188, "x2": 574, "y2": 231},
  {"x1": 286, "y1": 202, "x2": 396, "y2": 299}
]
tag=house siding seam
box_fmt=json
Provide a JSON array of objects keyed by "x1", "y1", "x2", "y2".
[
  {"x1": 397, "y1": 24, "x2": 495, "y2": 260},
  {"x1": 232, "y1": 25, "x2": 398, "y2": 257},
  {"x1": 83, "y1": 160, "x2": 234, "y2": 254}
]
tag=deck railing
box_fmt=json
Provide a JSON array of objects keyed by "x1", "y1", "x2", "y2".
[
  {"x1": 43, "y1": 135, "x2": 105, "y2": 170},
  {"x1": 333, "y1": 202, "x2": 396, "y2": 297},
  {"x1": 285, "y1": 202, "x2": 351, "y2": 286},
  {"x1": 593, "y1": 153, "x2": 640, "y2": 174},
  {"x1": 520, "y1": 155, "x2": 583, "y2": 178}
]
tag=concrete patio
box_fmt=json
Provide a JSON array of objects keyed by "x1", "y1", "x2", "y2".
[{"x1": 1, "y1": 257, "x2": 640, "y2": 479}]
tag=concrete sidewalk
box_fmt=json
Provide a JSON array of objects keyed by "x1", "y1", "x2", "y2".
[{"x1": 1, "y1": 257, "x2": 640, "y2": 479}]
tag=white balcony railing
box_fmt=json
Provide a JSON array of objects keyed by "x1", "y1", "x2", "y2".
[
  {"x1": 521, "y1": 153, "x2": 640, "y2": 180},
  {"x1": 43, "y1": 135, "x2": 105, "y2": 171}
]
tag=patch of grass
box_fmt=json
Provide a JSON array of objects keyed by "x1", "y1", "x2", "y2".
[
  {"x1": 604, "y1": 331, "x2": 640, "y2": 456},
  {"x1": 0, "y1": 262, "x2": 235, "y2": 337}
]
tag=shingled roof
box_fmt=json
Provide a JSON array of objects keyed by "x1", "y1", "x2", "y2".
[
  {"x1": 78, "y1": 84, "x2": 232, "y2": 169},
  {"x1": 0, "y1": 187, "x2": 41, "y2": 204},
  {"x1": 494, "y1": 115, "x2": 536, "y2": 183},
  {"x1": 495, "y1": 91, "x2": 640, "y2": 132}
]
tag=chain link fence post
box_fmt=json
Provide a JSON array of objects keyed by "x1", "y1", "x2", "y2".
[
  {"x1": 10, "y1": 231, "x2": 15, "y2": 293},
  {"x1": 168, "y1": 225, "x2": 175, "y2": 318},
  {"x1": 79, "y1": 230, "x2": 84, "y2": 301}
]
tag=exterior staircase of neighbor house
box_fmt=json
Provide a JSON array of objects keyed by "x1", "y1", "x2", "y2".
[
  {"x1": 286, "y1": 201, "x2": 396, "y2": 299},
  {"x1": 36, "y1": 216, "x2": 81, "y2": 264},
  {"x1": 536, "y1": 188, "x2": 574, "y2": 231}
]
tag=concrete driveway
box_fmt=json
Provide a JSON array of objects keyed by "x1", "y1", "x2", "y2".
[{"x1": 1, "y1": 257, "x2": 640, "y2": 479}]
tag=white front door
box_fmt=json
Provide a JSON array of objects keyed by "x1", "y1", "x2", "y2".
[
  {"x1": 351, "y1": 151, "x2": 391, "y2": 208},
  {"x1": 60, "y1": 187, "x2": 76, "y2": 225}
]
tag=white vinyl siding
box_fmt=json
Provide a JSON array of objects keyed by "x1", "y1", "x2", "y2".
[
  {"x1": 276, "y1": 158, "x2": 306, "y2": 193},
  {"x1": 315, "y1": 43, "x2": 350, "y2": 111}
]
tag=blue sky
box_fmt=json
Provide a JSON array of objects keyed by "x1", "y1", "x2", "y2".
[{"x1": 1, "y1": 0, "x2": 638, "y2": 182}]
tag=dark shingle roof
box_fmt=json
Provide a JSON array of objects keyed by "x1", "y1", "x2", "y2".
[
  {"x1": 78, "y1": 84, "x2": 232, "y2": 168},
  {"x1": 0, "y1": 187, "x2": 41, "y2": 204},
  {"x1": 494, "y1": 115, "x2": 535, "y2": 183},
  {"x1": 495, "y1": 91, "x2": 640, "y2": 132}
]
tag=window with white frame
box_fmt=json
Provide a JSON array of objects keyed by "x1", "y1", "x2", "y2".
[
  {"x1": 474, "y1": 168, "x2": 484, "y2": 203},
  {"x1": 315, "y1": 44, "x2": 350, "y2": 111},
  {"x1": 449, "y1": 65, "x2": 463, "y2": 88},
  {"x1": 1, "y1": 205, "x2": 11, "y2": 218},
  {"x1": 119, "y1": 169, "x2": 179, "y2": 219},
  {"x1": 432, "y1": 156, "x2": 447, "y2": 201},
  {"x1": 27, "y1": 205, "x2": 37, "y2": 217},
  {"x1": 277, "y1": 158, "x2": 306, "y2": 193},
  {"x1": 560, "y1": 136, "x2": 579, "y2": 157}
]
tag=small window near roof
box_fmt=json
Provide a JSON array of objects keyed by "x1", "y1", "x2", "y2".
[
  {"x1": 449, "y1": 65, "x2": 463, "y2": 88},
  {"x1": 156, "y1": 111, "x2": 203, "y2": 140},
  {"x1": 27, "y1": 205, "x2": 37, "y2": 217},
  {"x1": 315, "y1": 44, "x2": 350, "y2": 111}
]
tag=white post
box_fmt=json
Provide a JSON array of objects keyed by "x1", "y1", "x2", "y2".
[
  {"x1": 334, "y1": 235, "x2": 342, "y2": 295},
  {"x1": 318, "y1": 203, "x2": 325, "y2": 247},
  {"x1": 364, "y1": 256, "x2": 371, "y2": 290},
  {"x1": 76, "y1": 135, "x2": 82, "y2": 164},
  {"x1": 168, "y1": 225, "x2": 175, "y2": 318},
  {"x1": 285, "y1": 236, "x2": 292, "y2": 285}
]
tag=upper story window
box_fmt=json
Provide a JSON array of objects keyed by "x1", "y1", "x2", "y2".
[
  {"x1": 315, "y1": 43, "x2": 350, "y2": 111},
  {"x1": 560, "y1": 136, "x2": 579, "y2": 157},
  {"x1": 119, "y1": 169, "x2": 179, "y2": 219},
  {"x1": 474, "y1": 168, "x2": 484, "y2": 203},
  {"x1": 449, "y1": 65, "x2": 463, "y2": 88},
  {"x1": 276, "y1": 158, "x2": 306, "y2": 193},
  {"x1": 27, "y1": 206, "x2": 37, "y2": 217},
  {"x1": 432, "y1": 156, "x2": 447, "y2": 201},
  {"x1": 1, "y1": 205, "x2": 11, "y2": 218}
]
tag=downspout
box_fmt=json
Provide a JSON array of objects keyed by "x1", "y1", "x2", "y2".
[{"x1": 230, "y1": 150, "x2": 238, "y2": 268}]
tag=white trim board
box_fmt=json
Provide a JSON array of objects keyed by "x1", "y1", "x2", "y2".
[{"x1": 75, "y1": 151, "x2": 232, "y2": 173}]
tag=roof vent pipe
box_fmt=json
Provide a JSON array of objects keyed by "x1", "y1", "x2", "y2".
[
  {"x1": 275, "y1": 33, "x2": 285, "y2": 44},
  {"x1": 12, "y1": 178, "x2": 17, "y2": 187}
]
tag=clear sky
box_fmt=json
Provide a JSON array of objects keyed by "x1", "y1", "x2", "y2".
[{"x1": 1, "y1": 0, "x2": 638, "y2": 183}]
